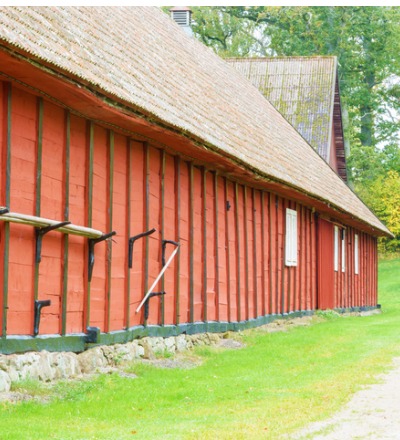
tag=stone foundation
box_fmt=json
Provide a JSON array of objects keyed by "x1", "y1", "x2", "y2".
[{"x1": 0, "y1": 332, "x2": 223, "y2": 392}]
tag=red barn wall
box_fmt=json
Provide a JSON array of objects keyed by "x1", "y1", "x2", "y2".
[{"x1": 0, "y1": 81, "x2": 379, "y2": 339}]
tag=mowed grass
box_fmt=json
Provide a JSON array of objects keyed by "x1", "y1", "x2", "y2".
[{"x1": 1, "y1": 259, "x2": 400, "y2": 439}]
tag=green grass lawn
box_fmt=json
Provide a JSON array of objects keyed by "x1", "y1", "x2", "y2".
[{"x1": 2, "y1": 259, "x2": 400, "y2": 439}]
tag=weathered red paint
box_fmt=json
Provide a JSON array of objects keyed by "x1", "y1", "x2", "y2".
[
  {"x1": 317, "y1": 218, "x2": 335, "y2": 310},
  {"x1": 0, "y1": 79, "x2": 380, "y2": 341}
]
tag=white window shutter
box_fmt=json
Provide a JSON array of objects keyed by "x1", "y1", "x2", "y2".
[
  {"x1": 334, "y1": 226, "x2": 339, "y2": 272},
  {"x1": 285, "y1": 209, "x2": 298, "y2": 266}
]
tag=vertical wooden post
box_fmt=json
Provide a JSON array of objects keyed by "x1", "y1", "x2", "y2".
[
  {"x1": 252, "y1": 188, "x2": 258, "y2": 318},
  {"x1": 174, "y1": 156, "x2": 181, "y2": 324},
  {"x1": 189, "y1": 162, "x2": 194, "y2": 323},
  {"x1": 243, "y1": 186, "x2": 249, "y2": 320},
  {"x1": 34, "y1": 98, "x2": 44, "y2": 303},
  {"x1": 160, "y1": 150, "x2": 166, "y2": 325},
  {"x1": 214, "y1": 172, "x2": 220, "y2": 322},
  {"x1": 125, "y1": 139, "x2": 132, "y2": 329},
  {"x1": 202, "y1": 167, "x2": 207, "y2": 322},
  {"x1": 224, "y1": 178, "x2": 231, "y2": 322},
  {"x1": 143, "y1": 143, "x2": 150, "y2": 325}
]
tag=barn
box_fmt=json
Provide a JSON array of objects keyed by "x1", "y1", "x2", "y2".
[
  {"x1": 0, "y1": 7, "x2": 391, "y2": 354},
  {"x1": 226, "y1": 56, "x2": 348, "y2": 181}
]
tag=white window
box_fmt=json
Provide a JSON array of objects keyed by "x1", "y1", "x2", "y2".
[
  {"x1": 341, "y1": 230, "x2": 346, "y2": 273},
  {"x1": 334, "y1": 226, "x2": 339, "y2": 271},
  {"x1": 285, "y1": 208, "x2": 297, "y2": 266},
  {"x1": 354, "y1": 234, "x2": 359, "y2": 275}
]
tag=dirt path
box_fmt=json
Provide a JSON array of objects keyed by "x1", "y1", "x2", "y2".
[{"x1": 291, "y1": 357, "x2": 400, "y2": 439}]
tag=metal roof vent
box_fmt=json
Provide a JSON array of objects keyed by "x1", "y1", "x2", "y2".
[{"x1": 170, "y1": 6, "x2": 193, "y2": 37}]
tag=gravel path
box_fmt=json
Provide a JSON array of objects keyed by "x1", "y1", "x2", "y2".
[{"x1": 292, "y1": 357, "x2": 400, "y2": 439}]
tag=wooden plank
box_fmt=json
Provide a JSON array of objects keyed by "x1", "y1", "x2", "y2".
[
  {"x1": 160, "y1": 150, "x2": 166, "y2": 326},
  {"x1": 202, "y1": 167, "x2": 207, "y2": 322},
  {"x1": 214, "y1": 172, "x2": 220, "y2": 322},
  {"x1": 85, "y1": 121, "x2": 94, "y2": 329},
  {"x1": 126, "y1": 139, "x2": 132, "y2": 329},
  {"x1": 0, "y1": 213, "x2": 103, "y2": 238},
  {"x1": 143, "y1": 143, "x2": 150, "y2": 325},
  {"x1": 34, "y1": 98, "x2": 43, "y2": 303},
  {"x1": 189, "y1": 162, "x2": 194, "y2": 323},
  {"x1": 224, "y1": 178, "x2": 231, "y2": 322},
  {"x1": 252, "y1": 188, "x2": 258, "y2": 318}
]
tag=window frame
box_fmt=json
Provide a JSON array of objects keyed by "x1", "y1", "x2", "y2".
[
  {"x1": 285, "y1": 208, "x2": 298, "y2": 267},
  {"x1": 334, "y1": 225, "x2": 339, "y2": 272}
]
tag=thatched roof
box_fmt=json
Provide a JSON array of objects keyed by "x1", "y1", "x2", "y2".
[
  {"x1": 226, "y1": 57, "x2": 347, "y2": 181},
  {"x1": 0, "y1": 6, "x2": 390, "y2": 236}
]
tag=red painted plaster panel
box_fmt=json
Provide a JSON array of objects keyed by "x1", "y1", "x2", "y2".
[
  {"x1": 146, "y1": 146, "x2": 162, "y2": 325},
  {"x1": 7, "y1": 88, "x2": 37, "y2": 335},
  {"x1": 163, "y1": 153, "x2": 177, "y2": 325},
  {"x1": 217, "y1": 176, "x2": 228, "y2": 321},
  {"x1": 66, "y1": 115, "x2": 87, "y2": 334},
  {"x1": 129, "y1": 141, "x2": 145, "y2": 327},
  {"x1": 227, "y1": 181, "x2": 237, "y2": 321},
  {"x1": 245, "y1": 188, "x2": 255, "y2": 319},
  {"x1": 38, "y1": 101, "x2": 65, "y2": 335},
  {"x1": 178, "y1": 162, "x2": 190, "y2": 324},
  {"x1": 109, "y1": 133, "x2": 128, "y2": 331},
  {"x1": 206, "y1": 171, "x2": 216, "y2": 322},
  {"x1": 192, "y1": 167, "x2": 203, "y2": 322},
  {"x1": 89, "y1": 125, "x2": 108, "y2": 330},
  {"x1": 253, "y1": 191, "x2": 263, "y2": 318},
  {"x1": 317, "y1": 218, "x2": 334, "y2": 310}
]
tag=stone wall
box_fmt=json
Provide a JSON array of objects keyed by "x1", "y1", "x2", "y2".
[{"x1": 0, "y1": 332, "x2": 222, "y2": 393}]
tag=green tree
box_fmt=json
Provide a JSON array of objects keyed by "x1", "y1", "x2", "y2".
[
  {"x1": 190, "y1": 6, "x2": 400, "y2": 163},
  {"x1": 190, "y1": 7, "x2": 400, "y2": 250}
]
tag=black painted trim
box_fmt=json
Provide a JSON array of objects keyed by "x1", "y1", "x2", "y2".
[
  {"x1": 34, "y1": 98, "x2": 44, "y2": 303},
  {"x1": 0, "y1": 306, "x2": 380, "y2": 355}
]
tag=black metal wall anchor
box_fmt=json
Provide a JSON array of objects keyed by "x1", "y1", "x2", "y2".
[
  {"x1": 162, "y1": 239, "x2": 179, "y2": 267},
  {"x1": 33, "y1": 299, "x2": 51, "y2": 336},
  {"x1": 85, "y1": 326, "x2": 100, "y2": 344},
  {"x1": 144, "y1": 292, "x2": 165, "y2": 321},
  {"x1": 35, "y1": 221, "x2": 71, "y2": 263},
  {"x1": 128, "y1": 228, "x2": 156, "y2": 269},
  {"x1": 88, "y1": 231, "x2": 117, "y2": 282},
  {"x1": 0, "y1": 207, "x2": 9, "y2": 215}
]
